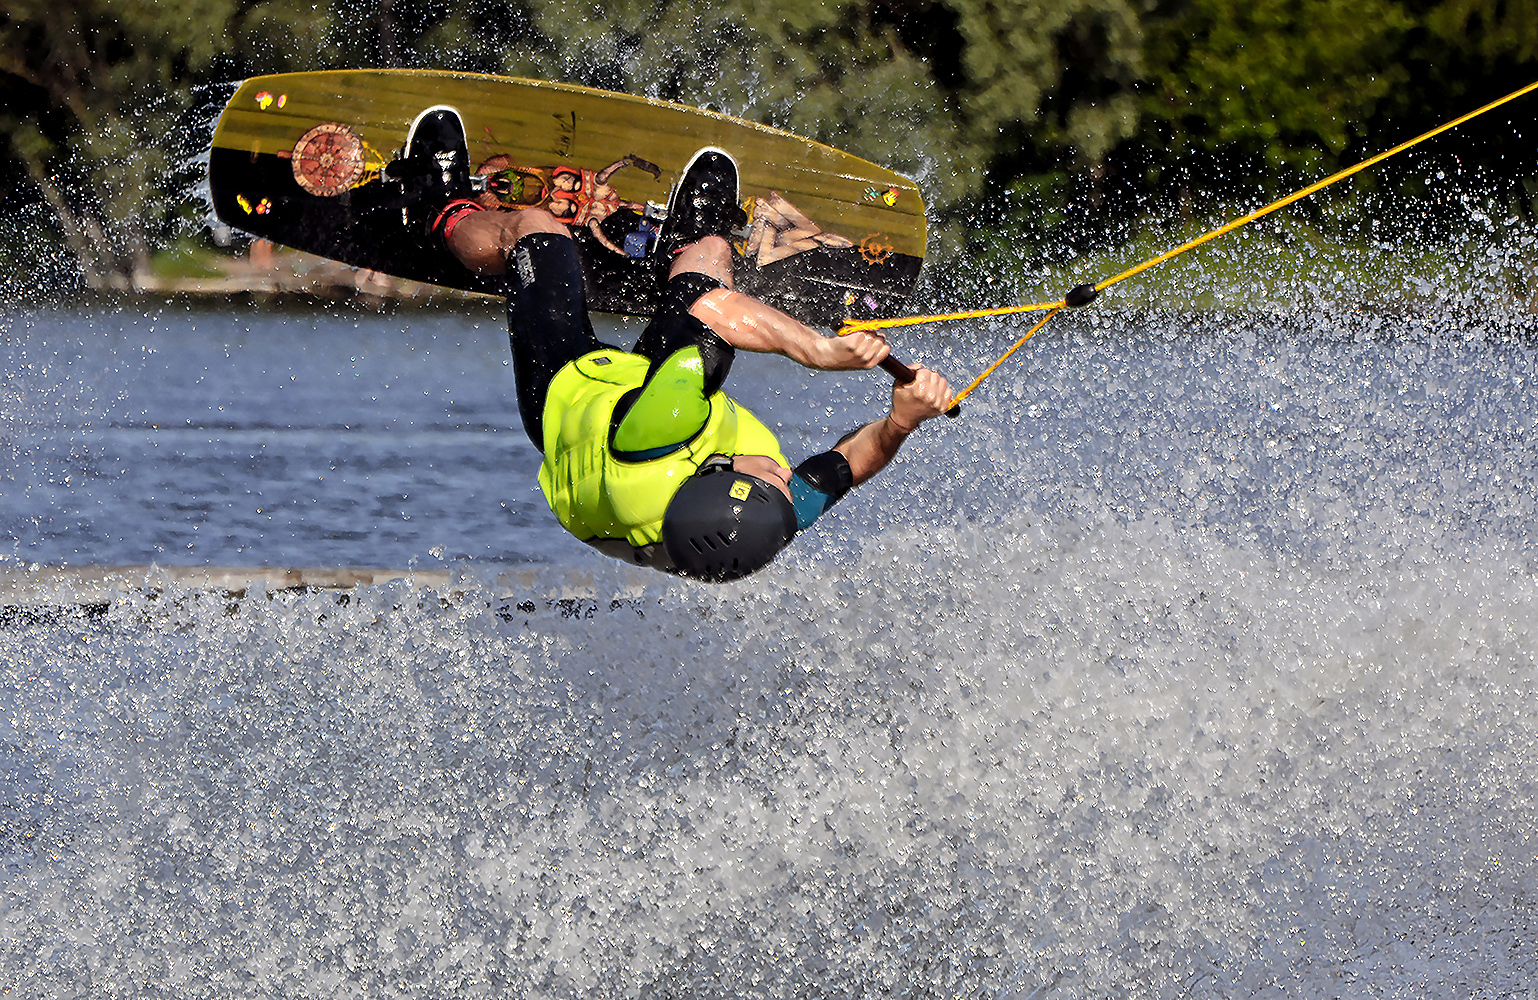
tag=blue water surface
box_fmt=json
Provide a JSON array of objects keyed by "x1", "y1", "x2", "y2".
[{"x1": 4, "y1": 301, "x2": 576, "y2": 566}]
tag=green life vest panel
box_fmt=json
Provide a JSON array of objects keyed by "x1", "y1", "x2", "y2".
[{"x1": 537, "y1": 348, "x2": 788, "y2": 550}]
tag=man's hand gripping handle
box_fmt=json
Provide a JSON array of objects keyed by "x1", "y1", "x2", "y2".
[{"x1": 880, "y1": 357, "x2": 960, "y2": 418}]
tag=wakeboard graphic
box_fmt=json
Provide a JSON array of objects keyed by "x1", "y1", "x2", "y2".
[{"x1": 206, "y1": 69, "x2": 926, "y2": 326}]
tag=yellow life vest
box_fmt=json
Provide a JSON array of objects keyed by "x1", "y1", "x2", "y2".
[{"x1": 536, "y1": 348, "x2": 788, "y2": 548}]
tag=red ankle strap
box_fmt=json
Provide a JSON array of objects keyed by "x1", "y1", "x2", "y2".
[{"x1": 432, "y1": 199, "x2": 483, "y2": 243}]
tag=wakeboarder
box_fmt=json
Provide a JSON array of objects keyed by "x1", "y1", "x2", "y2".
[{"x1": 393, "y1": 106, "x2": 952, "y2": 581}]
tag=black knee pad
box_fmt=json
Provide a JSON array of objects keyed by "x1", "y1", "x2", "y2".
[
  {"x1": 632, "y1": 271, "x2": 734, "y2": 397},
  {"x1": 658, "y1": 271, "x2": 724, "y2": 316}
]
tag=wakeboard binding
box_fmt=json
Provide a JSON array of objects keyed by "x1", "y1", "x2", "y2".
[
  {"x1": 654, "y1": 147, "x2": 749, "y2": 261},
  {"x1": 387, "y1": 106, "x2": 476, "y2": 238}
]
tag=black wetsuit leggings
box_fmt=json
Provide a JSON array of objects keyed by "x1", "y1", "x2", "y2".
[{"x1": 505, "y1": 232, "x2": 727, "y2": 449}]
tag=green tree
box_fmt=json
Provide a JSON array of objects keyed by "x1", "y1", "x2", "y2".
[
  {"x1": 0, "y1": 0, "x2": 241, "y2": 287},
  {"x1": 422, "y1": 0, "x2": 980, "y2": 209},
  {"x1": 1391, "y1": 0, "x2": 1538, "y2": 140},
  {"x1": 7, "y1": 0, "x2": 1536, "y2": 296},
  {"x1": 1424, "y1": 0, "x2": 1538, "y2": 63},
  {"x1": 946, "y1": 0, "x2": 1147, "y2": 167},
  {"x1": 1140, "y1": 0, "x2": 1414, "y2": 173}
]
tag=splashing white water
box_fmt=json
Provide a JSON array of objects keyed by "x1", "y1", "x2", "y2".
[
  {"x1": 4, "y1": 511, "x2": 1537, "y2": 997},
  {"x1": 4, "y1": 296, "x2": 1538, "y2": 996}
]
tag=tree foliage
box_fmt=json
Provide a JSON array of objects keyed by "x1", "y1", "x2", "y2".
[
  {"x1": 948, "y1": 0, "x2": 1145, "y2": 164},
  {"x1": 1, "y1": 0, "x2": 238, "y2": 285},
  {"x1": 1425, "y1": 0, "x2": 1538, "y2": 63},
  {"x1": 1142, "y1": 0, "x2": 1413, "y2": 167}
]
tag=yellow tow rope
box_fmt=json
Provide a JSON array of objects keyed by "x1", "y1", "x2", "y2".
[{"x1": 841, "y1": 79, "x2": 1538, "y2": 410}]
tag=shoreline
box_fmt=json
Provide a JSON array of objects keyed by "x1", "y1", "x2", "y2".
[
  {"x1": 17, "y1": 232, "x2": 1538, "y2": 316},
  {"x1": 0, "y1": 564, "x2": 654, "y2": 608},
  {"x1": 0, "y1": 565, "x2": 454, "y2": 607},
  {"x1": 46, "y1": 240, "x2": 500, "y2": 312}
]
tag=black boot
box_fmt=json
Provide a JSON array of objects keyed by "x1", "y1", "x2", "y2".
[
  {"x1": 387, "y1": 105, "x2": 473, "y2": 236},
  {"x1": 655, "y1": 147, "x2": 748, "y2": 259}
]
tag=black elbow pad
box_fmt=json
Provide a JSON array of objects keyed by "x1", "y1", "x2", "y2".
[{"x1": 793, "y1": 450, "x2": 854, "y2": 498}]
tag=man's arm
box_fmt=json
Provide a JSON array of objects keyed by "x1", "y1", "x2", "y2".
[
  {"x1": 833, "y1": 368, "x2": 952, "y2": 485},
  {"x1": 688, "y1": 286, "x2": 890, "y2": 371}
]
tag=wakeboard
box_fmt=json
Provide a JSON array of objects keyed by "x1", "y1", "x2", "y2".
[{"x1": 206, "y1": 69, "x2": 926, "y2": 328}]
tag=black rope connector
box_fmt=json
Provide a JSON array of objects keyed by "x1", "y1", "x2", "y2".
[{"x1": 1064, "y1": 284, "x2": 1098, "y2": 308}]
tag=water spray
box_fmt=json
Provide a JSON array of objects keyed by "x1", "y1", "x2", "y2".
[{"x1": 843, "y1": 79, "x2": 1538, "y2": 411}]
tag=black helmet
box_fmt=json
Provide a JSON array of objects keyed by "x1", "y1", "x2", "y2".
[{"x1": 662, "y1": 457, "x2": 796, "y2": 581}]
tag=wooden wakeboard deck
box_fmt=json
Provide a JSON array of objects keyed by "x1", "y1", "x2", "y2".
[{"x1": 208, "y1": 69, "x2": 926, "y2": 327}]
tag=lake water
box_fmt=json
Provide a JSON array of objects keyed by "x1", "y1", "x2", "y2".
[{"x1": 5, "y1": 291, "x2": 1538, "y2": 997}]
